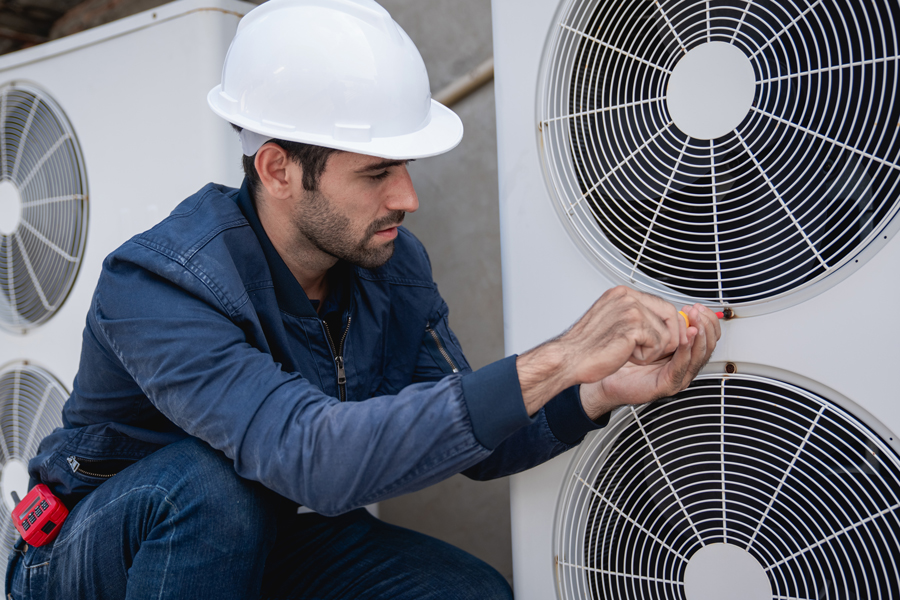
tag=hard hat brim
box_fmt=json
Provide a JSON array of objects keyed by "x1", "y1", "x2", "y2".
[{"x1": 208, "y1": 87, "x2": 463, "y2": 160}]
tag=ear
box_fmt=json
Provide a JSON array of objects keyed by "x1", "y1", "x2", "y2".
[{"x1": 255, "y1": 143, "x2": 300, "y2": 201}]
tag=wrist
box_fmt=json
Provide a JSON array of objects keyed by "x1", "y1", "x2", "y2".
[
  {"x1": 544, "y1": 385, "x2": 611, "y2": 445},
  {"x1": 580, "y1": 380, "x2": 619, "y2": 420},
  {"x1": 516, "y1": 340, "x2": 575, "y2": 415}
]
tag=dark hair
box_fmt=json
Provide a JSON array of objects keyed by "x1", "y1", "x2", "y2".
[{"x1": 231, "y1": 125, "x2": 340, "y2": 194}]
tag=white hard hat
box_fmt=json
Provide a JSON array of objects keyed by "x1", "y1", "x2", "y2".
[{"x1": 207, "y1": 0, "x2": 463, "y2": 159}]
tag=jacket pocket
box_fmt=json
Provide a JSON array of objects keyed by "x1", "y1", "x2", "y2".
[
  {"x1": 7, "y1": 537, "x2": 52, "y2": 599},
  {"x1": 66, "y1": 456, "x2": 138, "y2": 480},
  {"x1": 424, "y1": 324, "x2": 460, "y2": 374}
]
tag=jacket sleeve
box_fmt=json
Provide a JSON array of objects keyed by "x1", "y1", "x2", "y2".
[
  {"x1": 412, "y1": 293, "x2": 609, "y2": 480},
  {"x1": 461, "y1": 379, "x2": 610, "y2": 480},
  {"x1": 89, "y1": 249, "x2": 535, "y2": 516}
]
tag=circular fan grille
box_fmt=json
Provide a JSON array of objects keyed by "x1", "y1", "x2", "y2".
[
  {"x1": 540, "y1": 0, "x2": 900, "y2": 307},
  {"x1": 0, "y1": 362, "x2": 66, "y2": 560},
  {"x1": 555, "y1": 374, "x2": 900, "y2": 600},
  {"x1": 0, "y1": 83, "x2": 88, "y2": 333}
]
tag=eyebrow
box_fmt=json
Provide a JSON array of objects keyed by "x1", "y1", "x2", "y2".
[{"x1": 355, "y1": 159, "x2": 412, "y2": 173}]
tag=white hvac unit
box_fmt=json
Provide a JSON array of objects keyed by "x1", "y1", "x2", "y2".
[
  {"x1": 0, "y1": 0, "x2": 250, "y2": 558},
  {"x1": 493, "y1": 0, "x2": 900, "y2": 598}
]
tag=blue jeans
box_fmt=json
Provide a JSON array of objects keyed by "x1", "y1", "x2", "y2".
[{"x1": 5, "y1": 438, "x2": 512, "y2": 599}]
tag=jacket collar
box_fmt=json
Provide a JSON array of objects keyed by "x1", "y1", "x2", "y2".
[{"x1": 236, "y1": 179, "x2": 319, "y2": 318}]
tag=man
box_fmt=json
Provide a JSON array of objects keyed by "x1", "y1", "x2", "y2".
[{"x1": 6, "y1": 0, "x2": 720, "y2": 598}]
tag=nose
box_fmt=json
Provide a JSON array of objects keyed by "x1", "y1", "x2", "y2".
[{"x1": 385, "y1": 165, "x2": 419, "y2": 213}]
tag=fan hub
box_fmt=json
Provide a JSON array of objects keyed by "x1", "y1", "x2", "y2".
[
  {"x1": 0, "y1": 180, "x2": 22, "y2": 236},
  {"x1": 683, "y1": 542, "x2": 772, "y2": 600},
  {"x1": 666, "y1": 41, "x2": 756, "y2": 140},
  {"x1": 0, "y1": 458, "x2": 30, "y2": 513}
]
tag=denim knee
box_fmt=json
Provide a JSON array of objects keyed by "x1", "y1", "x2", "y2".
[
  {"x1": 442, "y1": 555, "x2": 513, "y2": 600},
  {"x1": 260, "y1": 509, "x2": 514, "y2": 600},
  {"x1": 9, "y1": 437, "x2": 285, "y2": 600},
  {"x1": 146, "y1": 437, "x2": 281, "y2": 544}
]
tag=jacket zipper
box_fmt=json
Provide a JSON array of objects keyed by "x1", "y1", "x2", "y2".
[
  {"x1": 426, "y1": 325, "x2": 459, "y2": 373},
  {"x1": 322, "y1": 316, "x2": 351, "y2": 402},
  {"x1": 67, "y1": 456, "x2": 127, "y2": 479}
]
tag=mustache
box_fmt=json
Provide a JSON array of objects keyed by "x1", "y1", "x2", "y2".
[{"x1": 367, "y1": 211, "x2": 405, "y2": 237}]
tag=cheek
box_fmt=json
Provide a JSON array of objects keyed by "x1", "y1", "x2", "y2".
[
  {"x1": 312, "y1": 183, "x2": 385, "y2": 236},
  {"x1": 350, "y1": 207, "x2": 384, "y2": 235}
]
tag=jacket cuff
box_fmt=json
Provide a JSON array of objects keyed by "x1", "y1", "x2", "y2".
[
  {"x1": 460, "y1": 355, "x2": 533, "y2": 450},
  {"x1": 544, "y1": 386, "x2": 610, "y2": 445}
]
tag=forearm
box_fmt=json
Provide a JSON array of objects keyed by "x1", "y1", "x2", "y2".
[{"x1": 237, "y1": 377, "x2": 496, "y2": 515}]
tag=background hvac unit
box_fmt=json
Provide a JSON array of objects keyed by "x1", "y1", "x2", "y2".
[
  {"x1": 0, "y1": 0, "x2": 250, "y2": 559},
  {"x1": 493, "y1": 0, "x2": 900, "y2": 599}
]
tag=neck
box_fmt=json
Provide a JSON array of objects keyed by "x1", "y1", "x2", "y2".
[{"x1": 256, "y1": 194, "x2": 337, "y2": 305}]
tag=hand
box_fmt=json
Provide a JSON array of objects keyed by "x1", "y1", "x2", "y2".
[
  {"x1": 560, "y1": 286, "x2": 687, "y2": 383},
  {"x1": 517, "y1": 286, "x2": 687, "y2": 415},
  {"x1": 580, "y1": 303, "x2": 721, "y2": 419}
]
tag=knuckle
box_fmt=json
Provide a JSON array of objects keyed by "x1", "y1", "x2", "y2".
[
  {"x1": 605, "y1": 285, "x2": 630, "y2": 302},
  {"x1": 622, "y1": 304, "x2": 643, "y2": 322}
]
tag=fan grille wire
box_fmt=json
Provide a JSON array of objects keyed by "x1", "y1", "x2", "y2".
[
  {"x1": 0, "y1": 362, "x2": 67, "y2": 558},
  {"x1": 0, "y1": 83, "x2": 88, "y2": 333},
  {"x1": 540, "y1": 0, "x2": 900, "y2": 306},
  {"x1": 555, "y1": 374, "x2": 900, "y2": 600}
]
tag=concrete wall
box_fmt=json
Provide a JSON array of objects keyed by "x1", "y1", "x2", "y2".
[{"x1": 375, "y1": 0, "x2": 514, "y2": 585}]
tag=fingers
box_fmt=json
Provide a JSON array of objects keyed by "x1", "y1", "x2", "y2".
[
  {"x1": 686, "y1": 322, "x2": 708, "y2": 380},
  {"x1": 622, "y1": 289, "x2": 684, "y2": 365},
  {"x1": 630, "y1": 299, "x2": 721, "y2": 375},
  {"x1": 684, "y1": 304, "x2": 721, "y2": 361},
  {"x1": 669, "y1": 303, "x2": 721, "y2": 390},
  {"x1": 639, "y1": 291, "x2": 686, "y2": 347},
  {"x1": 562, "y1": 287, "x2": 720, "y2": 387},
  {"x1": 680, "y1": 303, "x2": 722, "y2": 341}
]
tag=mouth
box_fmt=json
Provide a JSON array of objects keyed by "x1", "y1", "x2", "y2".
[
  {"x1": 373, "y1": 225, "x2": 400, "y2": 240},
  {"x1": 370, "y1": 212, "x2": 405, "y2": 240}
]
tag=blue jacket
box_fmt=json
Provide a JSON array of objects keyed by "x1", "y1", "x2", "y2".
[{"x1": 31, "y1": 181, "x2": 605, "y2": 515}]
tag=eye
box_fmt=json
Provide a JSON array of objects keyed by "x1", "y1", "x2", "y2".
[{"x1": 370, "y1": 170, "x2": 391, "y2": 181}]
